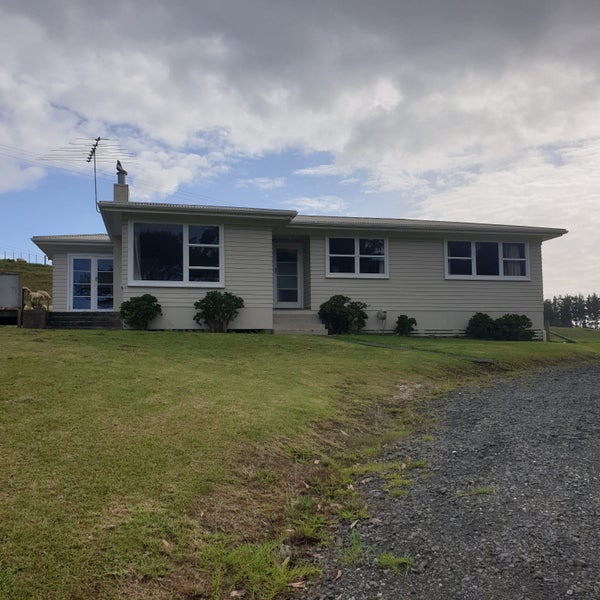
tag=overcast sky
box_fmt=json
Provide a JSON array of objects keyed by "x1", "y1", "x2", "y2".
[{"x1": 1, "y1": 0, "x2": 599, "y2": 296}]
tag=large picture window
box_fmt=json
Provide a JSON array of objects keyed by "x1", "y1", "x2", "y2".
[
  {"x1": 131, "y1": 223, "x2": 223, "y2": 286},
  {"x1": 327, "y1": 237, "x2": 387, "y2": 277},
  {"x1": 446, "y1": 241, "x2": 528, "y2": 279}
]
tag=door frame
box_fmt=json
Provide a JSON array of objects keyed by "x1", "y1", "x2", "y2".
[
  {"x1": 68, "y1": 254, "x2": 115, "y2": 311},
  {"x1": 273, "y1": 244, "x2": 303, "y2": 309}
]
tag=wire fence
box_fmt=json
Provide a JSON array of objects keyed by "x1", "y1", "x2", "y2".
[{"x1": 1, "y1": 250, "x2": 51, "y2": 265}]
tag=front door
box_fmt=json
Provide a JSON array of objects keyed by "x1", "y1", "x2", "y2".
[
  {"x1": 70, "y1": 256, "x2": 114, "y2": 311},
  {"x1": 273, "y1": 245, "x2": 302, "y2": 308}
]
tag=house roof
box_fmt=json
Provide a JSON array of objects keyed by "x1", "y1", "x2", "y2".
[
  {"x1": 288, "y1": 215, "x2": 567, "y2": 240},
  {"x1": 98, "y1": 201, "x2": 298, "y2": 236},
  {"x1": 31, "y1": 234, "x2": 112, "y2": 259},
  {"x1": 96, "y1": 199, "x2": 566, "y2": 241}
]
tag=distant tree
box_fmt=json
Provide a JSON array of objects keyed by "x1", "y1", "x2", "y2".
[
  {"x1": 544, "y1": 299, "x2": 559, "y2": 326},
  {"x1": 572, "y1": 294, "x2": 587, "y2": 327},
  {"x1": 544, "y1": 293, "x2": 600, "y2": 329},
  {"x1": 558, "y1": 295, "x2": 573, "y2": 327},
  {"x1": 586, "y1": 293, "x2": 600, "y2": 329}
]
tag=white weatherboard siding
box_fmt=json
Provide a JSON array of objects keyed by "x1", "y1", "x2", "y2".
[
  {"x1": 120, "y1": 222, "x2": 274, "y2": 330},
  {"x1": 309, "y1": 234, "x2": 545, "y2": 334},
  {"x1": 50, "y1": 252, "x2": 68, "y2": 311}
]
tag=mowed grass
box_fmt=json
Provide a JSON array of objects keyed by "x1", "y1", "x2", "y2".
[
  {"x1": 549, "y1": 326, "x2": 600, "y2": 350},
  {"x1": 0, "y1": 329, "x2": 596, "y2": 599}
]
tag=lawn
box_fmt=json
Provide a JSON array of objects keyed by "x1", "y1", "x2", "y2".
[
  {"x1": 549, "y1": 326, "x2": 600, "y2": 349},
  {"x1": 0, "y1": 329, "x2": 596, "y2": 599}
]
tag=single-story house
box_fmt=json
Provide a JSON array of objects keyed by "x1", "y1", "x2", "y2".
[{"x1": 32, "y1": 171, "x2": 567, "y2": 335}]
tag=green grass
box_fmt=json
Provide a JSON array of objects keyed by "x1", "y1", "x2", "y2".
[
  {"x1": 549, "y1": 326, "x2": 600, "y2": 349},
  {"x1": 377, "y1": 552, "x2": 413, "y2": 574},
  {"x1": 0, "y1": 329, "x2": 596, "y2": 599},
  {"x1": 0, "y1": 259, "x2": 52, "y2": 295},
  {"x1": 340, "y1": 332, "x2": 600, "y2": 364}
]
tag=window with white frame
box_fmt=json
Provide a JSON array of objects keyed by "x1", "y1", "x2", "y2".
[
  {"x1": 131, "y1": 223, "x2": 223, "y2": 285},
  {"x1": 327, "y1": 237, "x2": 387, "y2": 277},
  {"x1": 446, "y1": 241, "x2": 528, "y2": 279}
]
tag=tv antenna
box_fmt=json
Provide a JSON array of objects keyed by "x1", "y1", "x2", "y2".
[
  {"x1": 87, "y1": 137, "x2": 102, "y2": 211},
  {"x1": 41, "y1": 137, "x2": 133, "y2": 211}
]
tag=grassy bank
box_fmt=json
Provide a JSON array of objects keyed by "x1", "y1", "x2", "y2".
[
  {"x1": 0, "y1": 259, "x2": 52, "y2": 294},
  {"x1": 0, "y1": 329, "x2": 596, "y2": 599}
]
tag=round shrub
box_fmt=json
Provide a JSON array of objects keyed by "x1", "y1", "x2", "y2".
[
  {"x1": 318, "y1": 295, "x2": 368, "y2": 334},
  {"x1": 395, "y1": 315, "x2": 417, "y2": 336},
  {"x1": 119, "y1": 294, "x2": 162, "y2": 330},
  {"x1": 194, "y1": 291, "x2": 244, "y2": 332},
  {"x1": 494, "y1": 313, "x2": 534, "y2": 341},
  {"x1": 465, "y1": 312, "x2": 497, "y2": 339}
]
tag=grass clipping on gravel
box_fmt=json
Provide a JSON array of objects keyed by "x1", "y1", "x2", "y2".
[{"x1": 0, "y1": 329, "x2": 595, "y2": 599}]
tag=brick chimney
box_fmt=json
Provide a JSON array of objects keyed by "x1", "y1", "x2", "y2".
[{"x1": 114, "y1": 160, "x2": 129, "y2": 203}]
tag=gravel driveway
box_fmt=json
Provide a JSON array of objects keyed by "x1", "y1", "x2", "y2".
[{"x1": 305, "y1": 364, "x2": 600, "y2": 600}]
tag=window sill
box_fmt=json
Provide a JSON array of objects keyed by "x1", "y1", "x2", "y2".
[
  {"x1": 445, "y1": 275, "x2": 530, "y2": 281},
  {"x1": 128, "y1": 280, "x2": 225, "y2": 288},
  {"x1": 326, "y1": 274, "x2": 389, "y2": 279}
]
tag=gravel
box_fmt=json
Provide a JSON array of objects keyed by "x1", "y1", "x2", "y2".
[{"x1": 304, "y1": 364, "x2": 600, "y2": 600}]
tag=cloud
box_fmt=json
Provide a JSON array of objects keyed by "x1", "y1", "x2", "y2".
[
  {"x1": 282, "y1": 196, "x2": 348, "y2": 214},
  {"x1": 415, "y1": 140, "x2": 600, "y2": 297},
  {"x1": 2, "y1": 0, "x2": 600, "y2": 295},
  {"x1": 235, "y1": 177, "x2": 285, "y2": 190}
]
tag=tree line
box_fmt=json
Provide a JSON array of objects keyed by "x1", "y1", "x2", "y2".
[{"x1": 544, "y1": 294, "x2": 600, "y2": 328}]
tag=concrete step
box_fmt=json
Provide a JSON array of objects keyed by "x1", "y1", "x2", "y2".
[
  {"x1": 48, "y1": 312, "x2": 123, "y2": 329},
  {"x1": 273, "y1": 311, "x2": 328, "y2": 335}
]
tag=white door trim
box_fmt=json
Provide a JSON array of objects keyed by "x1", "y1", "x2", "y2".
[
  {"x1": 273, "y1": 244, "x2": 303, "y2": 309},
  {"x1": 68, "y1": 254, "x2": 114, "y2": 311}
]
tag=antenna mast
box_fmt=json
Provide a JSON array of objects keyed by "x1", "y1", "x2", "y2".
[{"x1": 87, "y1": 137, "x2": 101, "y2": 212}]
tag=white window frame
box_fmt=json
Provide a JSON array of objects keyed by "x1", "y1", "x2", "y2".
[
  {"x1": 68, "y1": 253, "x2": 115, "y2": 311},
  {"x1": 444, "y1": 240, "x2": 530, "y2": 281},
  {"x1": 128, "y1": 222, "x2": 225, "y2": 287},
  {"x1": 326, "y1": 236, "x2": 388, "y2": 279}
]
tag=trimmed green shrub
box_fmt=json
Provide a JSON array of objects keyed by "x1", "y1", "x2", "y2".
[
  {"x1": 194, "y1": 291, "x2": 244, "y2": 332},
  {"x1": 395, "y1": 315, "x2": 417, "y2": 336},
  {"x1": 465, "y1": 312, "x2": 534, "y2": 340},
  {"x1": 318, "y1": 295, "x2": 368, "y2": 334},
  {"x1": 119, "y1": 294, "x2": 162, "y2": 330},
  {"x1": 465, "y1": 312, "x2": 497, "y2": 339},
  {"x1": 494, "y1": 313, "x2": 534, "y2": 341}
]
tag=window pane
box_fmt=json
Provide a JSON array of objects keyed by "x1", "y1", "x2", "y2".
[
  {"x1": 97, "y1": 271, "x2": 113, "y2": 284},
  {"x1": 329, "y1": 238, "x2": 355, "y2": 254},
  {"x1": 504, "y1": 261, "x2": 526, "y2": 276},
  {"x1": 73, "y1": 258, "x2": 91, "y2": 271},
  {"x1": 448, "y1": 259, "x2": 472, "y2": 275},
  {"x1": 73, "y1": 271, "x2": 91, "y2": 284},
  {"x1": 97, "y1": 259, "x2": 113, "y2": 272},
  {"x1": 359, "y1": 238, "x2": 385, "y2": 256},
  {"x1": 73, "y1": 296, "x2": 90, "y2": 310},
  {"x1": 97, "y1": 285, "x2": 113, "y2": 297},
  {"x1": 503, "y1": 243, "x2": 525, "y2": 259},
  {"x1": 276, "y1": 248, "x2": 297, "y2": 262},
  {"x1": 189, "y1": 269, "x2": 220, "y2": 282},
  {"x1": 73, "y1": 284, "x2": 91, "y2": 297},
  {"x1": 330, "y1": 256, "x2": 355, "y2": 273},
  {"x1": 278, "y1": 289, "x2": 298, "y2": 302},
  {"x1": 134, "y1": 223, "x2": 183, "y2": 281},
  {"x1": 360, "y1": 257, "x2": 385, "y2": 274},
  {"x1": 189, "y1": 226, "x2": 219, "y2": 245},
  {"x1": 277, "y1": 262, "x2": 297, "y2": 276},
  {"x1": 277, "y1": 275, "x2": 297, "y2": 288},
  {"x1": 475, "y1": 242, "x2": 499, "y2": 276},
  {"x1": 97, "y1": 297, "x2": 114, "y2": 310},
  {"x1": 190, "y1": 247, "x2": 219, "y2": 267},
  {"x1": 448, "y1": 241, "x2": 471, "y2": 257}
]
